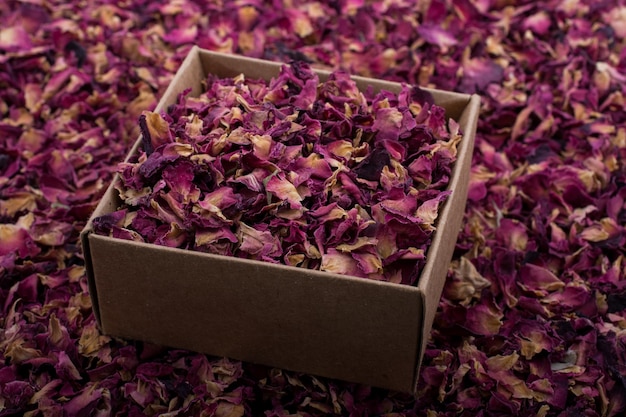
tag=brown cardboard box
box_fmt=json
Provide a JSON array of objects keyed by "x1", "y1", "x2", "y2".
[{"x1": 81, "y1": 47, "x2": 480, "y2": 392}]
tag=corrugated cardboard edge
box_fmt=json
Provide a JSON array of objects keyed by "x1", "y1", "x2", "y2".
[
  {"x1": 80, "y1": 46, "x2": 480, "y2": 392},
  {"x1": 414, "y1": 94, "x2": 481, "y2": 391}
]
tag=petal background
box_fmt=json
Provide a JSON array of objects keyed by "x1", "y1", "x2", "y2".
[{"x1": 1, "y1": 0, "x2": 625, "y2": 415}]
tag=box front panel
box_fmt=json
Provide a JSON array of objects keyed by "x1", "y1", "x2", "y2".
[{"x1": 89, "y1": 234, "x2": 423, "y2": 392}]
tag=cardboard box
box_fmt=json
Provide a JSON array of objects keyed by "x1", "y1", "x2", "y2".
[{"x1": 81, "y1": 47, "x2": 480, "y2": 392}]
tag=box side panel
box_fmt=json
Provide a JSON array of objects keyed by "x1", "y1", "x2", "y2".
[
  {"x1": 89, "y1": 234, "x2": 422, "y2": 392},
  {"x1": 414, "y1": 94, "x2": 481, "y2": 388},
  {"x1": 197, "y1": 50, "x2": 470, "y2": 121},
  {"x1": 82, "y1": 178, "x2": 124, "y2": 236},
  {"x1": 79, "y1": 230, "x2": 100, "y2": 325},
  {"x1": 154, "y1": 46, "x2": 205, "y2": 113},
  {"x1": 124, "y1": 46, "x2": 205, "y2": 166},
  {"x1": 349, "y1": 74, "x2": 470, "y2": 121},
  {"x1": 199, "y1": 50, "x2": 283, "y2": 83}
]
